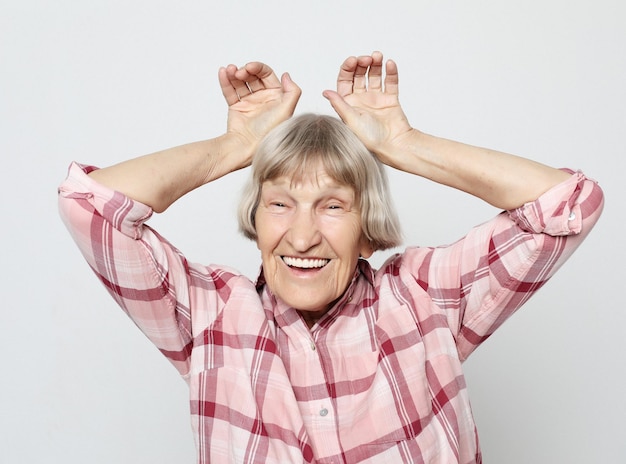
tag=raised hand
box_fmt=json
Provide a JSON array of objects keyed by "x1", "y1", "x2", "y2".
[
  {"x1": 219, "y1": 62, "x2": 301, "y2": 159},
  {"x1": 323, "y1": 51, "x2": 412, "y2": 161},
  {"x1": 86, "y1": 62, "x2": 300, "y2": 213}
]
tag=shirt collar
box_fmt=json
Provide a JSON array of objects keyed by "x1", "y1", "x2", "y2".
[{"x1": 256, "y1": 259, "x2": 375, "y2": 329}]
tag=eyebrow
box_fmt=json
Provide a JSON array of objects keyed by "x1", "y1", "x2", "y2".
[{"x1": 261, "y1": 181, "x2": 356, "y2": 205}]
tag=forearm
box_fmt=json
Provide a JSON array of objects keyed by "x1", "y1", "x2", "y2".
[
  {"x1": 381, "y1": 129, "x2": 571, "y2": 210},
  {"x1": 88, "y1": 134, "x2": 250, "y2": 213}
]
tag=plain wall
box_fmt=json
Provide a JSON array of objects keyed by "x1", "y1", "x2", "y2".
[{"x1": 1, "y1": 0, "x2": 624, "y2": 462}]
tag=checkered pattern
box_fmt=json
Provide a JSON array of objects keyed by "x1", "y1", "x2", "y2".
[{"x1": 58, "y1": 162, "x2": 603, "y2": 463}]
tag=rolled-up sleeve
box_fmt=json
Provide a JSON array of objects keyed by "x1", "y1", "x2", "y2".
[
  {"x1": 402, "y1": 170, "x2": 604, "y2": 361},
  {"x1": 58, "y1": 162, "x2": 197, "y2": 375},
  {"x1": 507, "y1": 169, "x2": 597, "y2": 236}
]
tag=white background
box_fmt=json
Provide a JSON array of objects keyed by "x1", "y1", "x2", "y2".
[{"x1": 1, "y1": 0, "x2": 624, "y2": 462}]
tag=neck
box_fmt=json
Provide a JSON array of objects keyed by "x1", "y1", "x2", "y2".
[{"x1": 298, "y1": 310, "x2": 326, "y2": 329}]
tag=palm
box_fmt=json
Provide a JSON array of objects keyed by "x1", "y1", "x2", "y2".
[
  {"x1": 342, "y1": 91, "x2": 406, "y2": 148},
  {"x1": 219, "y1": 62, "x2": 300, "y2": 154},
  {"x1": 326, "y1": 52, "x2": 411, "y2": 154},
  {"x1": 227, "y1": 88, "x2": 290, "y2": 145}
]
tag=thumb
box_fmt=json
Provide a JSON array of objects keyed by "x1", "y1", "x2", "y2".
[
  {"x1": 281, "y1": 72, "x2": 302, "y2": 98},
  {"x1": 322, "y1": 90, "x2": 355, "y2": 123}
]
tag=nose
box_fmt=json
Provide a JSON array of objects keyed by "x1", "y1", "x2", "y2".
[{"x1": 287, "y1": 208, "x2": 322, "y2": 252}]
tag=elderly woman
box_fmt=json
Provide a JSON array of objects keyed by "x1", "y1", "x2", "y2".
[{"x1": 58, "y1": 52, "x2": 603, "y2": 463}]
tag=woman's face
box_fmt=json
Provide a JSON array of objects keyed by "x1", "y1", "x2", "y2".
[{"x1": 255, "y1": 168, "x2": 372, "y2": 320}]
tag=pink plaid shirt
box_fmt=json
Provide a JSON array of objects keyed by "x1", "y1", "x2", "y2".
[{"x1": 58, "y1": 162, "x2": 603, "y2": 463}]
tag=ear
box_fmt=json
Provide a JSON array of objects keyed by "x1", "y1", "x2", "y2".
[{"x1": 359, "y1": 235, "x2": 374, "y2": 259}]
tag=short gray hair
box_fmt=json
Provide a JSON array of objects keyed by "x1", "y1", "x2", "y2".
[{"x1": 238, "y1": 114, "x2": 402, "y2": 251}]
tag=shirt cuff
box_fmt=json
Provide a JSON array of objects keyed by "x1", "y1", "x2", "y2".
[
  {"x1": 507, "y1": 169, "x2": 589, "y2": 236},
  {"x1": 58, "y1": 161, "x2": 154, "y2": 239}
]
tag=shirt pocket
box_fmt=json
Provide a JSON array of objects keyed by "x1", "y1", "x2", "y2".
[
  {"x1": 188, "y1": 366, "x2": 258, "y2": 462},
  {"x1": 338, "y1": 303, "x2": 433, "y2": 450},
  {"x1": 189, "y1": 364, "x2": 314, "y2": 464},
  {"x1": 377, "y1": 303, "x2": 432, "y2": 439}
]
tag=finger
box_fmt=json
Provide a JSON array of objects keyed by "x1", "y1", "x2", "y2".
[
  {"x1": 353, "y1": 55, "x2": 373, "y2": 93},
  {"x1": 336, "y1": 56, "x2": 358, "y2": 97},
  {"x1": 247, "y1": 79, "x2": 265, "y2": 93},
  {"x1": 384, "y1": 59, "x2": 399, "y2": 95},
  {"x1": 219, "y1": 65, "x2": 241, "y2": 106},
  {"x1": 281, "y1": 72, "x2": 302, "y2": 98},
  {"x1": 280, "y1": 72, "x2": 303, "y2": 112},
  {"x1": 222, "y1": 63, "x2": 256, "y2": 101},
  {"x1": 236, "y1": 62, "x2": 282, "y2": 90},
  {"x1": 231, "y1": 77, "x2": 252, "y2": 100},
  {"x1": 368, "y1": 51, "x2": 384, "y2": 91},
  {"x1": 322, "y1": 89, "x2": 356, "y2": 123}
]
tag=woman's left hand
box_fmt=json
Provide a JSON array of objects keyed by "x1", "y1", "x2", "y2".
[
  {"x1": 323, "y1": 51, "x2": 413, "y2": 162},
  {"x1": 325, "y1": 51, "x2": 572, "y2": 209}
]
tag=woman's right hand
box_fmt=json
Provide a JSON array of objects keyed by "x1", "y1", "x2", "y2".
[
  {"x1": 87, "y1": 62, "x2": 300, "y2": 213},
  {"x1": 219, "y1": 62, "x2": 301, "y2": 167}
]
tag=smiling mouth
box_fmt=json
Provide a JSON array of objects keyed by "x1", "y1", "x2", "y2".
[{"x1": 282, "y1": 256, "x2": 330, "y2": 269}]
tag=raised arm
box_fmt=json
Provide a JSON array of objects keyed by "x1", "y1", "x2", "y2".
[
  {"x1": 323, "y1": 51, "x2": 570, "y2": 210},
  {"x1": 89, "y1": 62, "x2": 301, "y2": 212}
]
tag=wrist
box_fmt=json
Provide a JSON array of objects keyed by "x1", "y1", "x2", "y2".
[
  {"x1": 204, "y1": 133, "x2": 255, "y2": 180},
  {"x1": 375, "y1": 128, "x2": 425, "y2": 172}
]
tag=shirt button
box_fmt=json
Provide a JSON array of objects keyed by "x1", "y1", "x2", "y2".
[
  {"x1": 568, "y1": 211, "x2": 576, "y2": 221},
  {"x1": 319, "y1": 408, "x2": 329, "y2": 417}
]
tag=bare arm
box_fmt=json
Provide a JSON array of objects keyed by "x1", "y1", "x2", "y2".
[
  {"x1": 89, "y1": 62, "x2": 301, "y2": 212},
  {"x1": 323, "y1": 51, "x2": 569, "y2": 210}
]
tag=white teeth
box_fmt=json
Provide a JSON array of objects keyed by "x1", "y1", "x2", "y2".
[{"x1": 282, "y1": 257, "x2": 329, "y2": 269}]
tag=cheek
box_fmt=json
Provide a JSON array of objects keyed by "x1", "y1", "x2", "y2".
[
  {"x1": 254, "y1": 212, "x2": 270, "y2": 247},
  {"x1": 255, "y1": 217, "x2": 281, "y2": 254},
  {"x1": 255, "y1": 232, "x2": 272, "y2": 254},
  {"x1": 324, "y1": 219, "x2": 363, "y2": 252}
]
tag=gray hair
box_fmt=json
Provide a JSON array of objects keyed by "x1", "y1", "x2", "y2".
[{"x1": 238, "y1": 114, "x2": 402, "y2": 251}]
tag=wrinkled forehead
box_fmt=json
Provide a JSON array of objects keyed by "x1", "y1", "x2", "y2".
[
  {"x1": 262, "y1": 168, "x2": 356, "y2": 196},
  {"x1": 259, "y1": 151, "x2": 361, "y2": 194}
]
